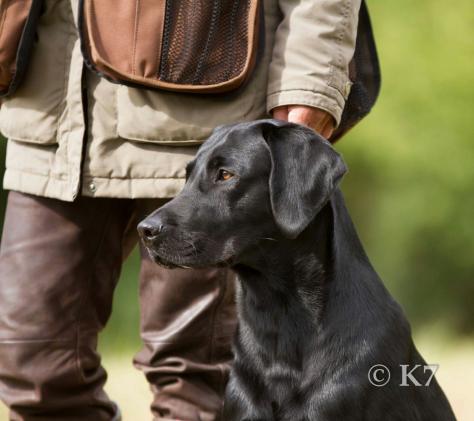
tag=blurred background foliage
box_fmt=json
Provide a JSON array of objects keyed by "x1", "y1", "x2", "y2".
[
  {"x1": 338, "y1": 0, "x2": 474, "y2": 336},
  {"x1": 0, "y1": 0, "x2": 473, "y2": 418}
]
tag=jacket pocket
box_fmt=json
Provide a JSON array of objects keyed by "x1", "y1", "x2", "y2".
[
  {"x1": 115, "y1": 76, "x2": 265, "y2": 145},
  {"x1": 0, "y1": 0, "x2": 76, "y2": 144}
]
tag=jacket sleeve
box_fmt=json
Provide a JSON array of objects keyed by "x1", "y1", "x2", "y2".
[{"x1": 266, "y1": 0, "x2": 361, "y2": 126}]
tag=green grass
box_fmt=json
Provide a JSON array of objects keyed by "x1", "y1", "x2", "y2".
[{"x1": 1, "y1": 335, "x2": 473, "y2": 420}]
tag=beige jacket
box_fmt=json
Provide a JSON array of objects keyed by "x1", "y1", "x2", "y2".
[{"x1": 0, "y1": 0, "x2": 360, "y2": 201}]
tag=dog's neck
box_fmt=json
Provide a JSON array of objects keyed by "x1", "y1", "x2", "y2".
[
  {"x1": 232, "y1": 200, "x2": 334, "y2": 326},
  {"x1": 230, "y1": 192, "x2": 373, "y2": 370}
]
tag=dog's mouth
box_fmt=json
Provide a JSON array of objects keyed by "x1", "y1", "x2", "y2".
[
  {"x1": 145, "y1": 244, "x2": 235, "y2": 269},
  {"x1": 146, "y1": 248, "x2": 191, "y2": 269}
]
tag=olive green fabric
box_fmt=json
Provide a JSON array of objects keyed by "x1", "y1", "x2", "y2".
[{"x1": 0, "y1": 0, "x2": 360, "y2": 201}]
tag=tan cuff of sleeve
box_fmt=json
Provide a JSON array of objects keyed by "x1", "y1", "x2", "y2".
[{"x1": 266, "y1": 89, "x2": 347, "y2": 127}]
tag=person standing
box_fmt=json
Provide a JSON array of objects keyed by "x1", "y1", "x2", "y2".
[{"x1": 0, "y1": 0, "x2": 365, "y2": 419}]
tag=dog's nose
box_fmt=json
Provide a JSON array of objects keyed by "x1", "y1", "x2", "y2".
[{"x1": 138, "y1": 219, "x2": 164, "y2": 243}]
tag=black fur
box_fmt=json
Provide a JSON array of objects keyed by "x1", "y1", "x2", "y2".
[{"x1": 138, "y1": 119, "x2": 455, "y2": 421}]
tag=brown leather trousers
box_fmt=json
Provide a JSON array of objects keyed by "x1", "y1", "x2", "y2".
[{"x1": 0, "y1": 191, "x2": 237, "y2": 421}]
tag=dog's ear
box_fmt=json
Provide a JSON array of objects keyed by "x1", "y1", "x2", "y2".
[{"x1": 260, "y1": 119, "x2": 347, "y2": 239}]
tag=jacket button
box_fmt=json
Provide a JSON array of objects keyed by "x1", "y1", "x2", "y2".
[
  {"x1": 88, "y1": 182, "x2": 96, "y2": 193},
  {"x1": 344, "y1": 82, "x2": 352, "y2": 99}
]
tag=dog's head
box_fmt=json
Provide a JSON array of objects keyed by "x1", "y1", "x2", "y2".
[{"x1": 138, "y1": 119, "x2": 347, "y2": 268}]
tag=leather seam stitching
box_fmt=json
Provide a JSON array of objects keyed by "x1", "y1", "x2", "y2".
[{"x1": 132, "y1": 0, "x2": 140, "y2": 76}]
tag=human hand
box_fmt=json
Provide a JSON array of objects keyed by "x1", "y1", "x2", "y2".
[{"x1": 272, "y1": 105, "x2": 335, "y2": 139}]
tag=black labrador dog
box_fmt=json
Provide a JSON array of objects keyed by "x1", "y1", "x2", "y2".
[{"x1": 138, "y1": 120, "x2": 455, "y2": 421}]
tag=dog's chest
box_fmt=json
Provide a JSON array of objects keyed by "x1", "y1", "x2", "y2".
[{"x1": 237, "y1": 287, "x2": 317, "y2": 402}]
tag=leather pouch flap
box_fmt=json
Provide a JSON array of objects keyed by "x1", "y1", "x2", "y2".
[
  {"x1": 81, "y1": 0, "x2": 262, "y2": 94},
  {"x1": 0, "y1": 0, "x2": 43, "y2": 97}
]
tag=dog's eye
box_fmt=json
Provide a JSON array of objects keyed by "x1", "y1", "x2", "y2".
[{"x1": 217, "y1": 169, "x2": 234, "y2": 181}]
